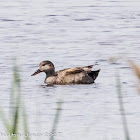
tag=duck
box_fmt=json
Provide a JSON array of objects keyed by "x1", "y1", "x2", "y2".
[{"x1": 31, "y1": 60, "x2": 101, "y2": 86}]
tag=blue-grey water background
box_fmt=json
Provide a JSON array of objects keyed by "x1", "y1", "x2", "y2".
[{"x1": 0, "y1": 0, "x2": 140, "y2": 140}]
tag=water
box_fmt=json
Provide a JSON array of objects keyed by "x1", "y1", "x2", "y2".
[{"x1": 0, "y1": 0, "x2": 140, "y2": 140}]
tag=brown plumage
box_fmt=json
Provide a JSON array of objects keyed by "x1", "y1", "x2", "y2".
[{"x1": 31, "y1": 60, "x2": 101, "y2": 86}]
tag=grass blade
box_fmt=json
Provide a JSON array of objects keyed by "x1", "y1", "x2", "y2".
[
  {"x1": 116, "y1": 74, "x2": 130, "y2": 140},
  {"x1": 50, "y1": 99, "x2": 62, "y2": 140},
  {"x1": 10, "y1": 65, "x2": 21, "y2": 140},
  {"x1": 0, "y1": 107, "x2": 10, "y2": 132},
  {"x1": 22, "y1": 103, "x2": 30, "y2": 140}
]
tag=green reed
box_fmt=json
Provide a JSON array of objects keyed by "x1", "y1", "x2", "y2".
[
  {"x1": 116, "y1": 73, "x2": 130, "y2": 140},
  {"x1": 0, "y1": 63, "x2": 29, "y2": 140},
  {"x1": 50, "y1": 99, "x2": 63, "y2": 140}
]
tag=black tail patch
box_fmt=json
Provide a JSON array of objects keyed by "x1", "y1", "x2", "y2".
[{"x1": 88, "y1": 69, "x2": 101, "y2": 81}]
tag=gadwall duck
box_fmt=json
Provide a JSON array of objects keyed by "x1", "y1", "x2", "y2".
[{"x1": 31, "y1": 60, "x2": 100, "y2": 85}]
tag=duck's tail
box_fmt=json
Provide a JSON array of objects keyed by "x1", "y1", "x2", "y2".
[{"x1": 88, "y1": 69, "x2": 101, "y2": 81}]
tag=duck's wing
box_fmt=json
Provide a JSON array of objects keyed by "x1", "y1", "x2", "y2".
[
  {"x1": 57, "y1": 65, "x2": 94, "y2": 76},
  {"x1": 80, "y1": 65, "x2": 93, "y2": 72},
  {"x1": 65, "y1": 68, "x2": 84, "y2": 75},
  {"x1": 56, "y1": 68, "x2": 83, "y2": 76}
]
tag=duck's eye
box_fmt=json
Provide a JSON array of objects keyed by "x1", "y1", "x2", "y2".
[{"x1": 42, "y1": 64, "x2": 46, "y2": 66}]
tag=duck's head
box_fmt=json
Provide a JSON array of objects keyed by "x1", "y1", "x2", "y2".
[{"x1": 31, "y1": 60, "x2": 55, "y2": 76}]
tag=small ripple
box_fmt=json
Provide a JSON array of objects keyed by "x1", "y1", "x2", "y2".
[
  {"x1": 74, "y1": 18, "x2": 93, "y2": 21},
  {"x1": 103, "y1": 30, "x2": 111, "y2": 32},
  {"x1": 73, "y1": 5, "x2": 124, "y2": 8},
  {"x1": 98, "y1": 42, "x2": 116, "y2": 45},
  {"x1": 97, "y1": 59, "x2": 107, "y2": 62},
  {"x1": 110, "y1": 62, "x2": 121, "y2": 65},
  {"x1": 67, "y1": 114, "x2": 83, "y2": 118},
  {"x1": 47, "y1": 15, "x2": 57, "y2": 17},
  {"x1": 115, "y1": 112, "x2": 134, "y2": 116},
  {"x1": 135, "y1": 26, "x2": 140, "y2": 28},
  {"x1": 120, "y1": 66, "x2": 130, "y2": 69},
  {"x1": 40, "y1": 85, "x2": 47, "y2": 88},
  {"x1": 25, "y1": 23, "x2": 35, "y2": 25},
  {"x1": 15, "y1": 35, "x2": 25, "y2": 38},
  {"x1": 46, "y1": 14, "x2": 69, "y2": 17},
  {"x1": 122, "y1": 82, "x2": 127, "y2": 84},
  {"x1": 0, "y1": 19, "x2": 22, "y2": 22},
  {"x1": 57, "y1": 100, "x2": 81, "y2": 104}
]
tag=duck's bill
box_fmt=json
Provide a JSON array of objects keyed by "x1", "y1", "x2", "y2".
[{"x1": 31, "y1": 69, "x2": 41, "y2": 76}]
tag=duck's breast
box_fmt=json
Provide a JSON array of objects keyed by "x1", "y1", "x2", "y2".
[{"x1": 45, "y1": 76, "x2": 57, "y2": 85}]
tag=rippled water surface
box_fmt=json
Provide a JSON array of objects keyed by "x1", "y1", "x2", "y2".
[{"x1": 0, "y1": 0, "x2": 140, "y2": 140}]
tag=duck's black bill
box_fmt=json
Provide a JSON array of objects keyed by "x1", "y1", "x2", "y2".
[{"x1": 31, "y1": 69, "x2": 41, "y2": 76}]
